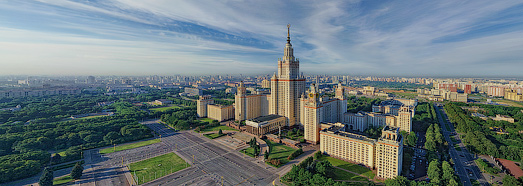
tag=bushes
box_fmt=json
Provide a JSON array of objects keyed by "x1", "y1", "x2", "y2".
[
  {"x1": 288, "y1": 148, "x2": 303, "y2": 160},
  {"x1": 268, "y1": 159, "x2": 282, "y2": 166},
  {"x1": 475, "y1": 159, "x2": 500, "y2": 175}
]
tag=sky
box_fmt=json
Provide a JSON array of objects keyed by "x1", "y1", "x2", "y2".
[{"x1": 1, "y1": 0, "x2": 523, "y2": 77}]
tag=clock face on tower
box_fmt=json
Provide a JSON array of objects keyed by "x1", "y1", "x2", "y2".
[{"x1": 309, "y1": 93, "x2": 314, "y2": 98}]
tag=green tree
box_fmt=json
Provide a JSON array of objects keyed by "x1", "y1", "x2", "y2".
[
  {"x1": 314, "y1": 151, "x2": 323, "y2": 160},
  {"x1": 71, "y1": 162, "x2": 84, "y2": 180},
  {"x1": 448, "y1": 178, "x2": 459, "y2": 186},
  {"x1": 39, "y1": 168, "x2": 53, "y2": 186},
  {"x1": 264, "y1": 150, "x2": 269, "y2": 160},
  {"x1": 427, "y1": 160, "x2": 441, "y2": 184},
  {"x1": 441, "y1": 161, "x2": 454, "y2": 184},
  {"x1": 384, "y1": 176, "x2": 409, "y2": 186},
  {"x1": 503, "y1": 175, "x2": 521, "y2": 186},
  {"x1": 407, "y1": 132, "x2": 418, "y2": 147},
  {"x1": 218, "y1": 129, "x2": 223, "y2": 135}
]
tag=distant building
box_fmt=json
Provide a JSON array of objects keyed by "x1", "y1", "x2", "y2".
[
  {"x1": 464, "y1": 84, "x2": 472, "y2": 94},
  {"x1": 155, "y1": 99, "x2": 172, "y2": 105},
  {"x1": 0, "y1": 88, "x2": 81, "y2": 98},
  {"x1": 184, "y1": 87, "x2": 202, "y2": 96},
  {"x1": 488, "y1": 86, "x2": 505, "y2": 97},
  {"x1": 261, "y1": 79, "x2": 270, "y2": 88},
  {"x1": 504, "y1": 88, "x2": 523, "y2": 102},
  {"x1": 87, "y1": 76, "x2": 96, "y2": 84},
  {"x1": 438, "y1": 83, "x2": 458, "y2": 92}
]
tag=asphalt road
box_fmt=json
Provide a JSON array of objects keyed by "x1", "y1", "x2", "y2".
[{"x1": 434, "y1": 103, "x2": 489, "y2": 186}]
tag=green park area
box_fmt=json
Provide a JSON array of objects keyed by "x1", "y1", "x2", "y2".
[
  {"x1": 100, "y1": 138, "x2": 161, "y2": 154},
  {"x1": 390, "y1": 91, "x2": 418, "y2": 99},
  {"x1": 240, "y1": 147, "x2": 257, "y2": 158},
  {"x1": 265, "y1": 140, "x2": 296, "y2": 167},
  {"x1": 318, "y1": 156, "x2": 375, "y2": 179},
  {"x1": 198, "y1": 117, "x2": 215, "y2": 123},
  {"x1": 53, "y1": 175, "x2": 73, "y2": 185},
  {"x1": 198, "y1": 125, "x2": 238, "y2": 133},
  {"x1": 128, "y1": 153, "x2": 189, "y2": 185},
  {"x1": 149, "y1": 105, "x2": 181, "y2": 112},
  {"x1": 204, "y1": 133, "x2": 225, "y2": 139}
]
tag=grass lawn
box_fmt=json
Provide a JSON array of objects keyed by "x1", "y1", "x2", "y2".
[
  {"x1": 53, "y1": 175, "x2": 73, "y2": 185},
  {"x1": 240, "y1": 147, "x2": 257, "y2": 158},
  {"x1": 391, "y1": 92, "x2": 418, "y2": 99},
  {"x1": 331, "y1": 169, "x2": 369, "y2": 182},
  {"x1": 128, "y1": 153, "x2": 189, "y2": 185},
  {"x1": 318, "y1": 156, "x2": 375, "y2": 179},
  {"x1": 198, "y1": 117, "x2": 215, "y2": 123},
  {"x1": 265, "y1": 140, "x2": 296, "y2": 167},
  {"x1": 149, "y1": 105, "x2": 181, "y2": 112},
  {"x1": 100, "y1": 139, "x2": 161, "y2": 154},
  {"x1": 204, "y1": 133, "x2": 225, "y2": 139},
  {"x1": 491, "y1": 99, "x2": 523, "y2": 108},
  {"x1": 198, "y1": 125, "x2": 238, "y2": 133}
]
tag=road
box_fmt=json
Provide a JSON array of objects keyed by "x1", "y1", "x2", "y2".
[{"x1": 434, "y1": 103, "x2": 489, "y2": 186}]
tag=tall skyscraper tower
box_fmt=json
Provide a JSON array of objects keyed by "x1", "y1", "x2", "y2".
[{"x1": 270, "y1": 25, "x2": 306, "y2": 127}]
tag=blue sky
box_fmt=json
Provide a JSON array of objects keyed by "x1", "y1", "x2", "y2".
[{"x1": 1, "y1": 0, "x2": 523, "y2": 77}]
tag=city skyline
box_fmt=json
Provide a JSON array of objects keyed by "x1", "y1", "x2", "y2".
[{"x1": 1, "y1": 1, "x2": 523, "y2": 77}]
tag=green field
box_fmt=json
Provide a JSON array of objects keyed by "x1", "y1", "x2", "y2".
[
  {"x1": 390, "y1": 92, "x2": 418, "y2": 99},
  {"x1": 331, "y1": 169, "x2": 369, "y2": 181},
  {"x1": 204, "y1": 133, "x2": 225, "y2": 139},
  {"x1": 100, "y1": 139, "x2": 161, "y2": 154},
  {"x1": 149, "y1": 105, "x2": 181, "y2": 112},
  {"x1": 128, "y1": 153, "x2": 189, "y2": 185},
  {"x1": 198, "y1": 117, "x2": 215, "y2": 123},
  {"x1": 318, "y1": 156, "x2": 375, "y2": 179},
  {"x1": 53, "y1": 175, "x2": 73, "y2": 185},
  {"x1": 198, "y1": 125, "x2": 238, "y2": 133},
  {"x1": 265, "y1": 140, "x2": 296, "y2": 167},
  {"x1": 240, "y1": 147, "x2": 257, "y2": 158}
]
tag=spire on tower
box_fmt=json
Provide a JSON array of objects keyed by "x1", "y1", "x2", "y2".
[{"x1": 287, "y1": 24, "x2": 291, "y2": 43}]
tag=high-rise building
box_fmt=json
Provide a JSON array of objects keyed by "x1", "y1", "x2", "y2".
[
  {"x1": 235, "y1": 81, "x2": 269, "y2": 121},
  {"x1": 269, "y1": 25, "x2": 306, "y2": 127}
]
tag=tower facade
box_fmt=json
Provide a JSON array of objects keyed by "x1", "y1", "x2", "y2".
[{"x1": 270, "y1": 25, "x2": 306, "y2": 127}]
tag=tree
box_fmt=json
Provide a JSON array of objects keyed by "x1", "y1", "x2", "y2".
[
  {"x1": 218, "y1": 129, "x2": 223, "y2": 135},
  {"x1": 314, "y1": 151, "x2": 323, "y2": 160},
  {"x1": 264, "y1": 150, "x2": 269, "y2": 160},
  {"x1": 441, "y1": 161, "x2": 454, "y2": 184},
  {"x1": 448, "y1": 178, "x2": 459, "y2": 186},
  {"x1": 39, "y1": 168, "x2": 53, "y2": 186},
  {"x1": 427, "y1": 160, "x2": 441, "y2": 183},
  {"x1": 407, "y1": 132, "x2": 418, "y2": 147},
  {"x1": 503, "y1": 175, "x2": 521, "y2": 186},
  {"x1": 71, "y1": 162, "x2": 84, "y2": 180},
  {"x1": 384, "y1": 176, "x2": 409, "y2": 186}
]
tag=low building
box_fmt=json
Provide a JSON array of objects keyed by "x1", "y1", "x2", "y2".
[
  {"x1": 155, "y1": 99, "x2": 172, "y2": 105},
  {"x1": 491, "y1": 114, "x2": 515, "y2": 123},
  {"x1": 245, "y1": 115, "x2": 286, "y2": 136},
  {"x1": 184, "y1": 87, "x2": 202, "y2": 96}
]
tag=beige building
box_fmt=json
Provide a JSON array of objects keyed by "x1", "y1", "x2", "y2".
[
  {"x1": 320, "y1": 124, "x2": 403, "y2": 179},
  {"x1": 344, "y1": 98, "x2": 415, "y2": 133},
  {"x1": 235, "y1": 81, "x2": 269, "y2": 121},
  {"x1": 197, "y1": 95, "x2": 214, "y2": 117},
  {"x1": 376, "y1": 126, "x2": 404, "y2": 179},
  {"x1": 207, "y1": 104, "x2": 234, "y2": 122},
  {"x1": 245, "y1": 115, "x2": 286, "y2": 136},
  {"x1": 269, "y1": 26, "x2": 306, "y2": 127},
  {"x1": 261, "y1": 79, "x2": 270, "y2": 88},
  {"x1": 417, "y1": 88, "x2": 467, "y2": 102},
  {"x1": 505, "y1": 89, "x2": 523, "y2": 101},
  {"x1": 301, "y1": 83, "x2": 347, "y2": 144}
]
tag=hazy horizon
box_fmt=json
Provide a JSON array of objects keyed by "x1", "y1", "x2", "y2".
[{"x1": 1, "y1": 1, "x2": 523, "y2": 77}]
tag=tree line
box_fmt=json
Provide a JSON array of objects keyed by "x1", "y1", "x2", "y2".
[{"x1": 444, "y1": 103, "x2": 523, "y2": 161}]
